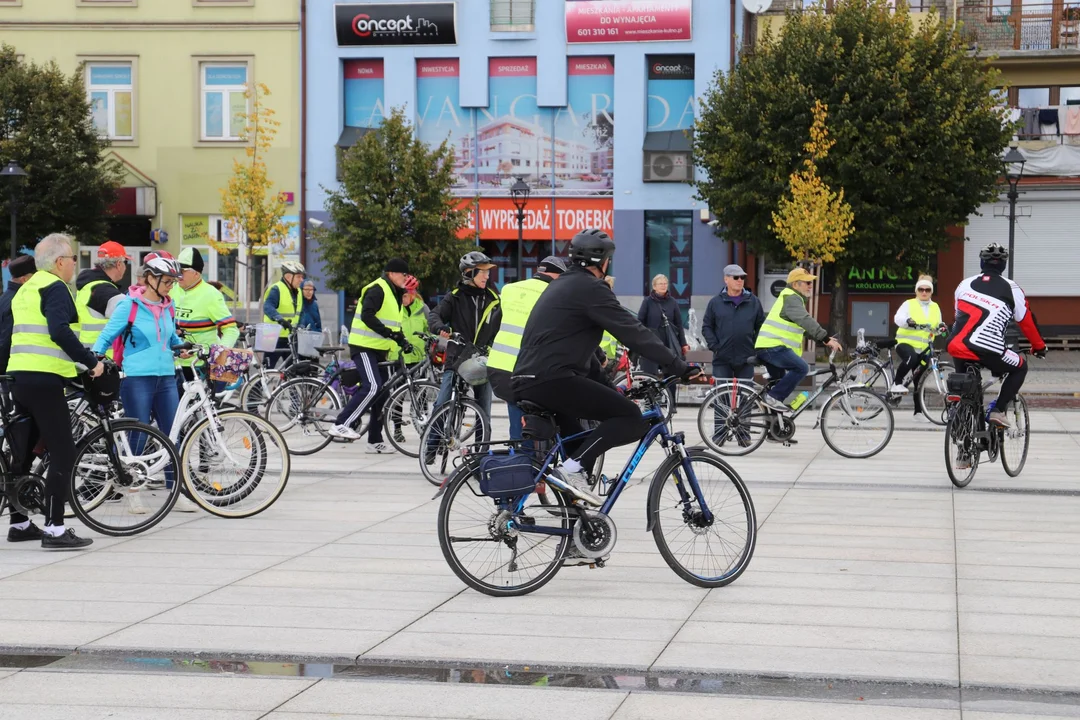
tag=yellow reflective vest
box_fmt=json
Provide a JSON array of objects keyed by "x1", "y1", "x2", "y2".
[
  {"x1": 9, "y1": 272, "x2": 78, "y2": 377},
  {"x1": 754, "y1": 288, "x2": 804, "y2": 352},
  {"x1": 262, "y1": 280, "x2": 303, "y2": 337},
  {"x1": 349, "y1": 277, "x2": 402, "y2": 352},
  {"x1": 388, "y1": 300, "x2": 429, "y2": 364},
  {"x1": 487, "y1": 277, "x2": 547, "y2": 373},
  {"x1": 895, "y1": 298, "x2": 942, "y2": 353}
]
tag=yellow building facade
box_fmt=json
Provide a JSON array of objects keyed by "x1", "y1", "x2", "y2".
[{"x1": 0, "y1": 0, "x2": 300, "y2": 308}]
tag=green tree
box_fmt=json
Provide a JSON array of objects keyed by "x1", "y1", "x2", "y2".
[
  {"x1": 0, "y1": 44, "x2": 122, "y2": 255},
  {"x1": 315, "y1": 107, "x2": 474, "y2": 296},
  {"x1": 694, "y1": 0, "x2": 1012, "y2": 336}
]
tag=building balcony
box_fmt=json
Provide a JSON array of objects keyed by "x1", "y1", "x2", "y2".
[{"x1": 959, "y1": 1, "x2": 1080, "y2": 52}]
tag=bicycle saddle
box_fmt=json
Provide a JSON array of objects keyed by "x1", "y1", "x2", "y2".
[
  {"x1": 877, "y1": 339, "x2": 898, "y2": 350},
  {"x1": 316, "y1": 345, "x2": 344, "y2": 354},
  {"x1": 517, "y1": 399, "x2": 554, "y2": 417}
]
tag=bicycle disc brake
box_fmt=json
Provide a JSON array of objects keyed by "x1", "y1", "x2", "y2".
[
  {"x1": 11, "y1": 475, "x2": 47, "y2": 516},
  {"x1": 572, "y1": 510, "x2": 617, "y2": 559}
]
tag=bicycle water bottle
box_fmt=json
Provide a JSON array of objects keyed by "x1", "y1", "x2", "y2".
[
  {"x1": 857, "y1": 328, "x2": 866, "y2": 348},
  {"x1": 790, "y1": 390, "x2": 811, "y2": 411}
]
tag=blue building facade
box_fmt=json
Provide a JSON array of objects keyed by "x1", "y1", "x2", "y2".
[{"x1": 303, "y1": 0, "x2": 733, "y2": 310}]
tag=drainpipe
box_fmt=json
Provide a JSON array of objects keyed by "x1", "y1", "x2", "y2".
[
  {"x1": 299, "y1": 0, "x2": 308, "y2": 264},
  {"x1": 730, "y1": 0, "x2": 738, "y2": 68}
]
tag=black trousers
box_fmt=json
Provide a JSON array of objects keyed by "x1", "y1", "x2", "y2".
[
  {"x1": 954, "y1": 352, "x2": 1028, "y2": 413},
  {"x1": 10, "y1": 372, "x2": 76, "y2": 527},
  {"x1": 515, "y1": 376, "x2": 647, "y2": 469}
]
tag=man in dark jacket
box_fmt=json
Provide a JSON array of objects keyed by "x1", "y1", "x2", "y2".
[
  {"x1": 0, "y1": 254, "x2": 37, "y2": 374},
  {"x1": 512, "y1": 229, "x2": 697, "y2": 505},
  {"x1": 431, "y1": 251, "x2": 502, "y2": 419},
  {"x1": 702, "y1": 264, "x2": 765, "y2": 381}
]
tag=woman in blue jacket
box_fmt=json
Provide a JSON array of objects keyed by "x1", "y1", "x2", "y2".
[
  {"x1": 298, "y1": 280, "x2": 322, "y2": 332},
  {"x1": 93, "y1": 252, "x2": 188, "y2": 448}
]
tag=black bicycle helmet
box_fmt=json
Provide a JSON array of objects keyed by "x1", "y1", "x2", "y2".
[
  {"x1": 979, "y1": 243, "x2": 1009, "y2": 262},
  {"x1": 568, "y1": 228, "x2": 615, "y2": 270},
  {"x1": 459, "y1": 251, "x2": 495, "y2": 280}
]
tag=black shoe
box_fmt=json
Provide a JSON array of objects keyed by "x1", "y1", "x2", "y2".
[
  {"x1": 7, "y1": 522, "x2": 45, "y2": 543},
  {"x1": 41, "y1": 528, "x2": 93, "y2": 550}
]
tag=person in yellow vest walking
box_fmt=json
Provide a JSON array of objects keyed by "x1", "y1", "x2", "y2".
[
  {"x1": 892, "y1": 275, "x2": 948, "y2": 410},
  {"x1": 487, "y1": 255, "x2": 568, "y2": 441},
  {"x1": 328, "y1": 258, "x2": 413, "y2": 450},
  {"x1": 261, "y1": 260, "x2": 305, "y2": 367},
  {"x1": 4, "y1": 234, "x2": 102, "y2": 549},
  {"x1": 74, "y1": 241, "x2": 129, "y2": 352},
  {"x1": 754, "y1": 267, "x2": 842, "y2": 415}
]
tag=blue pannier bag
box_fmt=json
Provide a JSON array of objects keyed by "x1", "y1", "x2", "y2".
[{"x1": 478, "y1": 452, "x2": 536, "y2": 499}]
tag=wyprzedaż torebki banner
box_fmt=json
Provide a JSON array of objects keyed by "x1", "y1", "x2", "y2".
[
  {"x1": 457, "y1": 198, "x2": 614, "y2": 241},
  {"x1": 565, "y1": 0, "x2": 692, "y2": 44}
]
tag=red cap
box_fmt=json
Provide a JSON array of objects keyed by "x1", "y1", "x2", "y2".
[{"x1": 97, "y1": 241, "x2": 128, "y2": 259}]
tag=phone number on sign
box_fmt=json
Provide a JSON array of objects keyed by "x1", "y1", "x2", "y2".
[{"x1": 576, "y1": 28, "x2": 620, "y2": 37}]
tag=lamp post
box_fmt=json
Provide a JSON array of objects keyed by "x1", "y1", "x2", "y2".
[
  {"x1": 510, "y1": 176, "x2": 530, "y2": 281},
  {"x1": 1002, "y1": 144, "x2": 1026, "y2": 281},
  {"x1": 1, "y1": 162, "x2": 28, "y2": 260}
]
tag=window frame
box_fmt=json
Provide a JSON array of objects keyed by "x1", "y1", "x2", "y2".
[
  {"x1": 195, "y1": 57, "x2": 253, "y2": 146},
  {"x1": 193, "y1": 0, "x2": 254, "y2": 6},
  {"x1": 82, "y1": 57, "x2": 138, "y2": 145},
  {"x1": 77, "y1": 0, "x2": 137, "y2": 7},
  {"x1": 0, "y1": 0, "x2": 25, "y2": 7},
  {"x1": 490, "y1": 0, "x2": 536, "y2": 32}
]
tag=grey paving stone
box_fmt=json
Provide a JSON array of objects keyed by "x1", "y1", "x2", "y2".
[
  {"x1": 0, "y1": 580, "x2": 216, "y2": 603},
  {"x1": 403, "y1": 611, "x2": 684, "y2": 641},
  {"x1": 961, "y1": 654, "x2": 1080, "y2": 691},
  {"x1": 147, "y1": 604, "x2": 424, "y2": 632},
  {"x1": 85, "y1": 623, "x2": 390, "y2": 657},
  {"x1": 613, "y1": 693, "x2": 960, "y2": 720},
  {"x1": 189, "y1": 585, "x2": 453, "y2": 611},
  {"x1": 675, "y1": 620, "x2": 955, "y2": 654},
  {"x1": 0, "y1": 706, "x2": 262, "y2": 720},
  {"x1": 0, "y1": 620, "x2": 128, "y2": 647},
  {"x1": 236, "y1": 569, "x2": 464, "y2": 593},
  {"x1": 690, "y1": 602, "x2": 956, "y2": 631},
  {"x1": 0, "y1": 599, "x2": 174, "y2": 623}
]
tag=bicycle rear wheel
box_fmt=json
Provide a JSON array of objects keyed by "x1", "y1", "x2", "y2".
[
  {"x1": 181, "y1": 410, "x2": 290, "y2": 518},
  {"x1": 69, "y1": 419, "x2": 181, "y2": 537},
  {"x1": 696, "y1": 382, "x2": 769, "y2": 456},
  {"x1": 383, "y1": 380, "x2": 440, "y2": 458},
  {"x1": 917, "y1": 361, "x2": 952, "y2": 426},
  {"x1": 843, "y1": 359, "x2": 890, "y2": 394},
  {"x1": 1001, "y1": 394, "x2": 1029, "y2": 478},
  {"x1": 945, "y1": 402, "x2": 980, "y2": 488},
  {"x1": 820, "y1": 387, "x2": 894, "y2": 459},
  {"x1": 647, "y1": 448, "x2": 756, "y2": 588},
  {"x1": 264, "y1": 377, "x2": 341, "y2": 456},
  {"x1": 239, "y1": 369, "x2": 281, "y2": 414},
  {"x1": 419, "y1": 399, "x2": 489, "y2": 487},
  {"x1": 438, "y1": 459, "x2": 568, "y2": 597}
]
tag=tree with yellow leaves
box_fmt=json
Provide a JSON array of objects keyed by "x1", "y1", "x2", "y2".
[
  {"x1": 771, "y1": 100, "x2": 854, "y2": 266},
  {"x1": 211, "y1": 82, "x2": 293, "y2": 261}
]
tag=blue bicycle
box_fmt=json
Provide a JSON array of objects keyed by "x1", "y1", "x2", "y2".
[{"x1": 436, "y1": 376, "x2": 757, "y2": 596}]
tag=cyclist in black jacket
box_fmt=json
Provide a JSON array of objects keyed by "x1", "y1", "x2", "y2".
[{"x1": 512, "y1": 229, "x2": 698, "y2": 499}]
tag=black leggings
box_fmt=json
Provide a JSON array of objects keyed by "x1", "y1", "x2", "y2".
[
  {"x1": 515, "y1": 376, "x2": 647, "y2": 469},
  {"x1": 10, "y1": 372, "x2": 77, "y2": 527},
  {"x1": 953, "y1": 352, "x2": 1028, "y2": 413},
  {"x1": 893, "y1": 344, "x2": 926, "y2": 386}
]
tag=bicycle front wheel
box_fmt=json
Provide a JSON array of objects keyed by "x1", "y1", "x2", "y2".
[
  {"x1": 265, "y1": 377, "x2": 341, "y2": 456},
  {"x1": 69, "y1": 419, "x2": 182, "y2": 537},
  {"x1": 647, "y1": 448, "x2": 757, "y2": 588},
  {"x1": 917, "y1": 361, "x2": 952, "y2": 426},
  {"x1": 843, "y1": 359, "x2": 890, "y2": 394},
  {"x1": 696, "y1": 381, "x2": 770, "y2": 456},
  {"x1": 181, "y1": 410, "x2": 290, "y2": 518},
  {"x1": 383, "y1": 380, "x2": 440, "y2": 458},
  {"x1": 419, "y1": 399, "x2": 490, "y2": 487},
  {"x1": 1001, "y1": 394, "x2": 1030, "y2": 477},
  {"x1": 239, "y1": 369, "x2": 281, "y2": 414},
  {"x1": 820, "y1": 387, "x2": 894, "y2": 459},
  {"x1": 945, "y1": 402, "x2": 980, "y2": 488}
]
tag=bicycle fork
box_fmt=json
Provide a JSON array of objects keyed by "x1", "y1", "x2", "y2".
[{"x1": 646, "y1": 441, "x2": 715, "y2": 533}]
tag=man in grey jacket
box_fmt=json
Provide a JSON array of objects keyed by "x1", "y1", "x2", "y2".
[
  {"x1": 754, "y1": 267, "x2": 842, "y2": 413},
  {"x1": 702, "y1": 264, "x2": 765, "y2": 381}
]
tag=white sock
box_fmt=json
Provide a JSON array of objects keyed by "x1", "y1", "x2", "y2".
[
  {"x1": 11, "y1": 521, "x2": 29, "y2": 531},
  {"x1": 43, "y1": 525, "x2": 65, "y2": 537},
  {"x1": 562, "y1": 458, "x2": 583, "y2": 473}
]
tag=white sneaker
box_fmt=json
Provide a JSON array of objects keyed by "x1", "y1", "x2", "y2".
[
  {"x1": 365, "y1": 442, "x2": 389, "y2": 454},
  {"x1": 327, "y1": 424, "x2": 362, "y2": 440},
  {"x1": 174, "y1": 495, "x2": 199, "y2": 513},
  {"x1": 762, "y1": 394, "x2": 791, "y2": 414},
  {"x1": 125, "y1": 491, "x2": 148, "y2": 515},
  {"x1": 552, "y1": 468, "x2": 603, "y2": 507},
  {"x1": 889, "y1": 384, "x2": 909, "y2": 395}
]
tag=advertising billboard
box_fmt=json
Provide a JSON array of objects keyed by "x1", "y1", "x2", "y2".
[
  {"x1": 335, "y1": 2, "x2": 457, "y2": 47},
  {"x1": 553, "y1": 56, "x2": 614, "y2": 193},
  {"x1": 416, "y1": 59, "x2": 475, "y2": 189},
  {"x1": 565, "y1": 0, "x2": 693, "y2": 44},
  {"x1": 343, "y1": 59, "x2": 385, "y2": 128},
  {"x1": 477, "y1": 57, "x2": 551, "y2": 188},
  {"x1": 646, "y1": 54, "x2": 695, "y2": 131}
]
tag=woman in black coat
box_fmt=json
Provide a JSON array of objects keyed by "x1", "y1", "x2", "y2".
[{"x1": 636, "y1": 274, "x2": 688, "y2": 376}]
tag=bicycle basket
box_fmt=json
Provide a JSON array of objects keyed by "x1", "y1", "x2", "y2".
[
  {"x1": 338, "y1": 360, "x2": 360, "y2": 387},
  {"x1": 296, "y1": 329, "x2": 323, "y2": 359},
  {"x1": 457, "y1": 355, "x2": 489, "y2": 386},
  {"x1": 478, "y1": 452, "x2": 537, "y2": 500},
  {"x1": 946, "y1": 372, "x2": 978, "y2": 398},
  {"x1": 208, "y1": 346, "x2": 255, "y2": 384}
]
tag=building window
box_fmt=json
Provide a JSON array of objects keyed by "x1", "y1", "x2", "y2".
[
  {"x1": 644, "y1": 211, "x2": 694, "y2": 316},
  {"x1": 1017, "y1": 87, "x2": 1050, "y2": 109},
  {"x1": 200, "y1": 63, "x2": 248, "y2": 141},
  {"x1": 86, "y1": 63, "x2": 134, "y2": 141},
  {"x1": 491, "y1": 0, "x2": 535, "y2": 31},
  {"x1": 1061, "y1": 86, "x2": 1080, "y2": 105}
]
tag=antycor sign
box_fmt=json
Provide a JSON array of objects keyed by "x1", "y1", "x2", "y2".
[{"x1": 335, "y1": 3, "x2": 457, "y2": 47}]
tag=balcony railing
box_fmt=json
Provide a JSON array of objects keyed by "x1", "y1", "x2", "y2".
[{"x1": 959, "y1": 1, "x2": 1080, "y2": 51}]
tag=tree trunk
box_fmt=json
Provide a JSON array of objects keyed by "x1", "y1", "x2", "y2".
[{"x1": 829, "y1": 268, "x2": 850, "y2": 345}]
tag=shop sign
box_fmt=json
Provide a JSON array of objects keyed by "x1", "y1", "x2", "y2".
[
  {"x1": 335, "y1": 2, "x2": 457, "y2": 47},
  {"x1": 565, "y1": 0, "x2": 692, "y2": 44},
  {"x1": 822, "y1": 259, "x2": 938, "y2": 294},
  {"x1": 457, "y1": 198, "x2": 614, "y2": 241}
]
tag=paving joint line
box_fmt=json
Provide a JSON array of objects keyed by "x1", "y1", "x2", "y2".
[{"x1": 254, "y1": 676, "x2": 324, "y2": 720}]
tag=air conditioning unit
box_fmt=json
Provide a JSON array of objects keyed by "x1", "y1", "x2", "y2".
[{"x1": 643, "y1": 151, "x2": 692, "y2": 183}]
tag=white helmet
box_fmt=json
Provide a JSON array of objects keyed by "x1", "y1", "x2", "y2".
[
  {"x1": 281, "y1": 261, "x2": 306, "y2": 276},
  {"x1": 142, "y1": 251, "x2": 183, "y2": 279}
]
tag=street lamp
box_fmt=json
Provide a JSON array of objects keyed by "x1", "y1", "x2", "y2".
[
  {"x1": 510, "y1": 176, "x2": 530, "y2": 281},
  {"x1": 1002, "y1": 144, "x2": 1026, "y2": 280},
  {"x1": 1, "y1": 162, "x2": 28, "y2": 260}
]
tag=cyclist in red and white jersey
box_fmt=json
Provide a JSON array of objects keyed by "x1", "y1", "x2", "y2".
[{"x1": 947, "y1": 243, "x2": 1047, "y2": 428}]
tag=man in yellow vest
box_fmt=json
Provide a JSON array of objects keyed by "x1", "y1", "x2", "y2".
[
  {"x1": 487, "y1": 255, "x2": 568, "y2": 441},
  {"x1": 892, "y1": 274, "x2": 948, "y2": 408},
  {"x1": 4, "y1": 233, "x2": 102, "y2": 549},
  {"x1": 174, "y1": 247, "x2": 239, "y2": 390},
  {"x1": 74, "y1": 241, "x2": 128, "y2": 351},
  {"x1": 328, "y1": 257, "x2": 412, "y2": 451},
  {"x1": 261, "y1": 260, "x2": 305, "y2": 367},
  {"x1": 754, "y1": 267, "x2": 842, "y2": 414}
]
